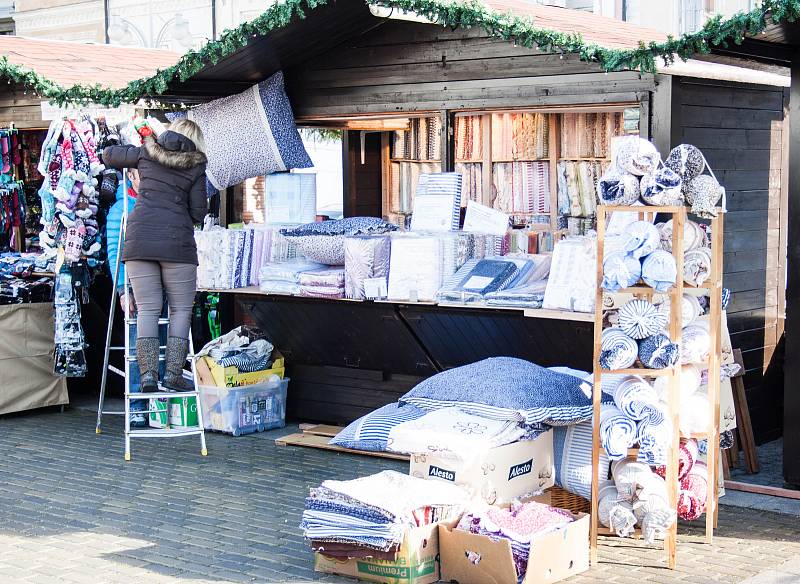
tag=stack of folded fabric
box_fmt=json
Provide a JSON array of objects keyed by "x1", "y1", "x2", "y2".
[
  {"x1": 455, "y1": 500, "x2": 575, "y2": 581},
  {"x1": 302, "y1": 471, "x2": 467, "y2": 557},
  {"x1": 435, "y1": 256, "x2": 521, "y2": 304},
  {"x1": 484, "y1": 254, "x2": 552, "y2": 308},
  {"x1": 258, "y1": 259, "x2": 324, "y2": 295},
  {"x1": 601, "y1": 221, "x2": 677, "y2": 293},
  {"x1": 298, "y1": 267, "x2": 345, "y2": 299}
]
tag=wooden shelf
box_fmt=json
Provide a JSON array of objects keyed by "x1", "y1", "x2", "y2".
[
  {"x1": 390, "y1": 158, "x2": 441, "y2": 163},
  {"x1": 599, "y1": 367, "x2": 676, "y2": 377},
  {"x1": 492, "y1": 158, "x2": 549, "y2": 163},
  {"x1": 599, "y1": 204, "x2": 687, "y2": 214},
  {"x1": 455, "y1": 159, "x2": 483, "y2": 164},
  {"x1": 558, "y1": 157, "x2": 611, "y2": 161}
]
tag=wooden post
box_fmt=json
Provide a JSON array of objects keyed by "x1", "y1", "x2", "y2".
[
  {"x1": 481, "y1": 114, "x2": 493, "y2": 207},
  {"x1": 380, "y1": 132, "x2": 391, "y2": 220},
  {"x1": 590, "y1": 205, "x2": 606, "y2": 566},
  {"x1": 440, "y1": 110, "x2": 455, "y2": 173},
  {"x1": 549, "y1": 114, "x2": 560, "y2": 232}
]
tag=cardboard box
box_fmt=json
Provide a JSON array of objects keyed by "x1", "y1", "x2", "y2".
[
  {"x1": 205, "y1": 352, "x2": 285, "y2": 388},
  {"x1": 439, "y1": 512, "x2": 590, "y2": 584},
  {"x1": 314, "y1": 521, "x2": 441, "y2": 584},
  {"x1": 409, "y1": 431, "x2": 554, "y2": 505}
]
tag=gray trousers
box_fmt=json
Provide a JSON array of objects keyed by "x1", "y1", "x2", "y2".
[{"x1": 126, "y1": 260, "x2": 196, "y2": 339}]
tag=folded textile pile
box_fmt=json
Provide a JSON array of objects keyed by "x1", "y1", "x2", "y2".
[
  {"x1": 344, "y1": 235, "x2": 391, "y2": 300},
  {"x1": 387, "y1": 406, "x2": 531, "y2": 461},
  {"x1": 258, "y1": 259, "x2": 325, "y2": 295},
  {"x1": 456, "y1": 500, "x2": 574, "y2": 581},
  {"x1": 298, "y1": 267, "x2": 345, "y2": 299},
  {"x1": 281, "y1": 217, "x2": 398, "y2": 265},
  {"x1": 543, "y1": 236, "x2": 596, "y2": 313},
  {"x1": 436, "y1": 257, "x2": 519, "y2": 303},
  {"x1": 302, "y1": 471, "x2": 466, "y2": 554}
]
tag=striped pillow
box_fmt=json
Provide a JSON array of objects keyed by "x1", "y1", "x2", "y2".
[{"x1": 329, "y1": 402, "x2": 426, "y2": 452}]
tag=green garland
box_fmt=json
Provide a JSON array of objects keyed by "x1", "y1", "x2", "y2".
[{"x1": 4, "y1": 0, "x2": 800, "y2": 107}]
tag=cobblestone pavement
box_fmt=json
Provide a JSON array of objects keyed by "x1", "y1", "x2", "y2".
[{"x1": 1, "y1": 408, "x2": 799, "y2": 584}]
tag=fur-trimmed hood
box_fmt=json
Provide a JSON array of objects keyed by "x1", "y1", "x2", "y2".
[{"x1": 144, "y1": 130, "x2": 207, "y2": 170}]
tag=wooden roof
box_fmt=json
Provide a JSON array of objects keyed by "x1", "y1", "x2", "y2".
[{"x1": 0, "y1": 36, "x2": 179, "y2": 89}]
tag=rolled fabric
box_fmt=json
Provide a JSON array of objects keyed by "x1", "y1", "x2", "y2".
[
  {"x1": 602, "y1": 252, "x2": 642, "y2": 292},
  {"x1": 684, "y1": 174, "x2": 725, "y2": 218},
  {"x1": 622, "y1": 221, "x2": 661, "y2": 260},
  {"x1": 640, "y1": 167, "x2": 683, "y2": 206},
  {"x1": 610, "y1": 375, "x2": 662, "y2": 423},
  {"x1": 657, "y1": 219, "x2": 707, "y2": 253},
  {"x1": 636, "y1": 412, "x2": 672, "y2": 466},
  {"x1": 611, "y1": 459, "x2": 653, "y2": 501},
  {"x1": 653, "y1": 364, "x2": 702, "y2": 403},
  {"x1": 641, "y1": 250, "x2": 677, "y2": 292},
  {"x1": 722, "y1": 287, "x2": 731, "y2": 310},
  {"x1": 665, "y1": 144, "x2": 705, "y2": 181},
  {"x1": 655, "y1": 438, "x2": 699, "y2": 481},
  {"x1": 632, "y1": 472, "x2": 676, "y2": 544},
  {"x1": 600, "y1": 328, "x2": 638, "y2": 370},
  {"x1": 657, "y1": 294, "x2": 703, "y2": 328},
  {"x1": 679, "y1": 392, "x2": 710, "y2": 437},
  {"x1": 681, "y1": 322, "x2": 711, "y2": 364},
  {"x1": 678, "y1": 461, "x2": 708, "y2": 520},
  {"x1": 618, "y1": 299, "x2": 668, "y2": 340},
  {"x1": 599, "y1": 403, "x2": 638, "y2": 460},
  {"x1": 597, "y1": 480, "x2": 637, "y2": 537},
  {"x1": 684, "y1": 247, "x2": 712, "y2": 287},
  {"x1": 638, "y1": 333, "x2": 680, "y2": 369},
  {"x1": 613, "y1": 137, "x2": 660, "y2": 176},
  {"x1": 597, "y1": 168, "x2": 641, "y2": 205}
]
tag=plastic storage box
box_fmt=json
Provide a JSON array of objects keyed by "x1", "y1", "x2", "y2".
[{"x1": 198, "y1": 376, "x2": 289, "y2": 436}]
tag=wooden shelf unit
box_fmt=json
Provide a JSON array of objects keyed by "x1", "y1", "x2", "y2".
[{"x1": 590, "y1": 206, "x2": 725, "y2": 569}]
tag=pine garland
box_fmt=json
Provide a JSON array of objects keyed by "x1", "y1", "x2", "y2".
[{"x1": 3, "y1": 0, "x2": 800, "y2": 107}]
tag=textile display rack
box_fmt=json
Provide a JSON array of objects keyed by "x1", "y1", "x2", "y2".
[{"x1": 590, "y1": 204, "x2": 724, "y2": 569}]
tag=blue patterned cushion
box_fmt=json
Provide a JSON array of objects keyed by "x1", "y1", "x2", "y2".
[
  {"x1": 281, "y1": 217, "x2": 398, "y2": 238},
  {"x1": 329, "y1": 402, "x2": 426, "y2": 452},
  {"x1": 399, "y1": 357, "x2": 595, "y2": 426},
  {"x1": 553, "y1": 422, "x2": 610, "y2": 501}
]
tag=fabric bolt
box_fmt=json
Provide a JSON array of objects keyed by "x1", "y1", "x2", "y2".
[
  {"x1": 599, "y1": 403, "x2": 637, "y2": 460},
  {"x1": 622, "y1": 221, "x2": 661, "y2": 259},
  {"x1": 658, "y1": 219, "x2": 707, "y2": 253},
  {"x1": 657, "y1": 294, "x2": 704, "y2": 328},
  {"x1": 601, "y1": 251, "x2": 642, "y2": 292},
  {"x1": 641, "y1": 249, "x2": 677, "y2": 292},
  {"x1": 638, "y1": 333, "x2": 680, "y2": 369},
  {"x1": 611, "y1": 459, "x2": 653, "y2": 501},
  {"x1": 678, "y1": 461, "x2": 708, "y2": 521},
  {"x1": 682, "y1": 322, "x2": 711, "y2": 364},
  {"x1": 684, "y1": 247, "x2": 712, "y2": 287},
  {"x1": 613, "y1": 137, "x2": 660, "y2": 176},
  {"x1": 618, "y1": 299, "x2": 668, "y2": 339},
  {"x1": 597, "y1": 481, "x2": 637, "y2": 537},
  {"x1": 665, "y1": 144, "x2": 705, "y2": 181},
  {"x1": 386, "y1": 407, "x2": 528, "y2": 461},
  {"x1": 608, "y1": 375, "x2": 663, "y2": 424},
  {"x1": 399, "y1": 357, "x2": 595, "y2": 426},
  {"x1": 600, "y1": 328, "x2": 638, "y2": 370},
  {"x1": 553, "y1": 421, "x2": 611, "y2": 501},
  {"x1": 654, "y1": 438, "x2": 699, "y2": 482},
  {"x1": 684, "y1": 174, "x2": 725, "y2": 218},
  {"x1": 596, "y1": 168, "x2": 641, "y2": 206},
  {"x1": 636, "y1": 413, "x2": 672, "y2": 466},
  {"x1": 329, "y1": 402, "x2": 427, "y2": 452},
  {"x1": 640, "y1": 166, "x2": 683, "y2": 206},
  {"x1": 632, "y1": 472, "x2": 676, "y2": 544}
]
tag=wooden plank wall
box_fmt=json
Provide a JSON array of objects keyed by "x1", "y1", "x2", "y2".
[
  {"x1": 674, "y1": 78, "x2": 786, "y2": 444},
  {"x1": 285, "y1": 21, "x2": 655, "y2": 117},
  {"x1": 0, "y1": 85, "x2": 47, "y2": 129}
]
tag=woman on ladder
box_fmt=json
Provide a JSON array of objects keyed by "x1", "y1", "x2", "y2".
[{"x1": 102, "y1": 119, "x2": 207, "y2": 393}]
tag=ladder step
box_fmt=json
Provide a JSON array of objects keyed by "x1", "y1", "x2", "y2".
[
  {"x1": 125, "y1": 317, "x2": 171, "y2": 326},
  {"x1": 124, "y1": 354, "x2": 194, "y2": 362},
  {"x1": 125, "y1": 390, "x2": 199, "y2": 399},
  {"x1": 128, "y1": 427, "x2": 204, "y2": 438}
]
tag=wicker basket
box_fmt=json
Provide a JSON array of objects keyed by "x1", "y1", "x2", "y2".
[{"x1": 547, "y1": 486, "x2": 591, "y2": 514}]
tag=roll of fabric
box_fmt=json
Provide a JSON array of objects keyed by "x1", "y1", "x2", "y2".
[
  {"x1": 611, "y1": 459, "x2": 653, "y2": 501},
  {"x1": 600, "y1": 328, "x2": 638, "y2": 370},
  {"x1": 622, "y1": 221, "x2": 661, "y2": 260},
  {"x1": 631, "y1": 472, "x2": 676, "y2": 544},
  {"x1": 641, "y1": 250, "x2": 677, "y2": 292},
  {"x1": 613, "y1": 137, "x2": 660, "y2": 176},
  {"x1": 599, "y1": 403, "x2": 638, "y2": 460},
  {"x1": 597, "y1": 168, "x2": 641, "y2": 206},
  {"x1": 653, "y1": 364, "x2": 702, "y2": 403},
  {"x1": 684, "y1": 247, "x2": 712, "y2": 287},
  {"x1": 597, "y1": 480, "x2": 637, "y2": 538},
  {"x1": 618, "y1": 299, "x2": 668, "y2": 340},
  {"x1": 636, "y1": 413, "x2": 672, "y2": 466},
  {"x1": 658, "y1": 219, "x2": 707, "y2": 253},
  {"x1": 638, "y1": 334, "x2": 680, "y2": 369},
  {"x1": 601, "y1": 252, "x2": 642, "y2": 292},
  {"x1": 610, "y1": 375, "x2": 663, "y2": 424},
  {"x1": 640, "y1": 166, "x2": 683, "y2": 206},
  {"x1": 657, "y1": 294, "x2": 703, "y2": 328},
  {"x1": 681, "y1": 322, "x2": 711, "y2": 364},
  {"x1": 678, "y1": 461, "x2": 708, "y2": 520},
  {"x1": 665, "y1": 144, "x2": 705, "y2": 181},
  {"x1": 679, "y1": 392, "x2": 711, "y2": 437},
  {"x1": 654, "y1": 438, "x2": 699, "y2": 482}
]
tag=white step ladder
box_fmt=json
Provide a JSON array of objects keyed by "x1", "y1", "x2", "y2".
[{"x1": 95, "y1": 170, "x2": 208, "y2": 461}]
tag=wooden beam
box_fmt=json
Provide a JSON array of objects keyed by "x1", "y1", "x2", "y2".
[{"x1": 724, "y1": 481, "x2": 800, "y2": 500}]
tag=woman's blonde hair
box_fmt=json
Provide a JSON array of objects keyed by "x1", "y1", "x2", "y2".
[{"x1": 169, "y1": 118, "x2": 206, "y2": 154}]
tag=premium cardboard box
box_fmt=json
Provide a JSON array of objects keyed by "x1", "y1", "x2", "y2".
[
  {"x1": 409, "y1": 430, "x2": 554, "y2": 505},
  {"x1": 439, "y1": 512, "x2": 590, "y2": 584},
  {"x1": 314, "y1": 520, "x2": 442, "y2": 584}
]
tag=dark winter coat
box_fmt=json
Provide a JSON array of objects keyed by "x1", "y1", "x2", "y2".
[{"x1": 102, "y1": 131, "x2": 207, "y2": 265}]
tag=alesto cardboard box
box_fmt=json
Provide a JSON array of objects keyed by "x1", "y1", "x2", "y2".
[
  {"x1": 439, "y1": 512, "x2": 590, "y2": 584},
  {"x1": 409, "y1": 430, "x2": 554, "y2": 505},
  {"x1": 314, "y1": 520, "x2": 441, "y2": 584}
]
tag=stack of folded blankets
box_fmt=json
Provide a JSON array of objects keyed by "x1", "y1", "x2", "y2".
[
  {"x1": 456, "y1": 499, "x2": 575, "y2": 581},
  {"x1": 258, "y1": 260, "x2": 324, "y2": 295},
  {"x1": 302, "y1": 471, "x2": 467, "y2": 558},
  {"x1": 298, "y1": 267, "x2": 345, "y2": 299}
]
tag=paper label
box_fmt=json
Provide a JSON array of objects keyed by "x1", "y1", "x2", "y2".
[
  {"x1": 463, "y1": 201, "x2": 509, "y2": 236},
  {"x1": 410, "y1": 194, "x2": 458, "y2": 232},
  {"x1": 364, "y1": 277, "x2": 388, "y2": 299},
  {"x1": 463, "y1": 276, "x2": 493, "y2": 289}
]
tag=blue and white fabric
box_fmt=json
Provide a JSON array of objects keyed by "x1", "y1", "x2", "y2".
[
  {"x1": 597, "y1": 480, "x2": 637, "y2": 537},
  {"x1": 640, "y1": 166, "x2": 683, "y2": 206},
  {"x1": 188, "y1": 71, "x2": 312, "y2": 190},
  {"x1": 599, "y1": 403, "x2": 637, "y2": 461},
  {"x1": 613, "y1": 137, "x2": 660, "y2": 176},
  {"x1": 617, "y1": 299, "x2": 668, "y2": 340},
  {"x1": 280, "y1": 218, "x2": 398, "y2": 266},
  {"x1": 681, "y1": 322, "x2": 711, "y2": 364},
  {"x1": 600, "y1": 328, "x2": 638, "y2": 370},
  {"x1": 638, "y1": 333, "x2": 680, "y2": 369},
  {"x1": 553, "y1": 422, "x2": 610, "y2": 501},
  {"x1": 601, "y1": 251, "x2": 641, "y2": 292},
  {"x1": 399, "y1": 357, "x2": 595, "y2": 426},
  {"x1": 329, "y1": 402, "x2": 427, "y2": 452},
  {"x1": 622, "y1": 221, "x2": 661, "y2": 260},
  {"x1": 596, "y1": 168, "x2": 640, "y2": 206},
  {"x1": 636, "y1": 414, "x2": 672, "y2": 466},
  {"x1": 608, "y1": 375, "x2": 664, "y2": 424},
  {"x1": 641, "y1": 249, "x2": 677, "y2": 292}
]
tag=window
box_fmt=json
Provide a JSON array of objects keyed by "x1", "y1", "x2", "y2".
[{"x1": 681, "y1": 0, "x2": 706, "y2": 33}]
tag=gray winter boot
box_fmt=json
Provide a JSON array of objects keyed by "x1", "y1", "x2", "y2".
[
  {"x1": 163, "y1": 336, "x2": 194, "y2": 391},
  {"x1": 136, "y1": 337, "x2": 160, "y2": 392}
]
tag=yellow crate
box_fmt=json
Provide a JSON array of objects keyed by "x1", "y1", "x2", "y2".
[{"x1": 205, "y1": 352, "x2": 285, "y2": 388}]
